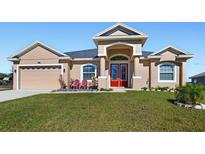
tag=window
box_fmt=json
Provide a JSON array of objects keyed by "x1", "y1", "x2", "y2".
[
  {"x1": 193, "y1": 79, "x2": 197, "y2": 84},
  {"x1": 159, "y1": 62, "x2": 175, "y2": 82},
  {"x1": 82, "y1": 64, "x2": 97, "y2": 80}
]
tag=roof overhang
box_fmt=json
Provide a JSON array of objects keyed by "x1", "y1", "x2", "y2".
[
  {"x1": 7, "y1": 58, "x2": 20, "y2": 62},
  {"x1": 93, "y1": 35, "x2": 148, "y2": 46},
  {"x1": 150, "y1": 45, "x2": 192, "y2": 56},
  {"x1": 9, "y1": 41, "x2": 70, "y2": 61}
]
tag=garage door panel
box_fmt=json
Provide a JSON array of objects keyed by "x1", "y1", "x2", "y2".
[{"x1": 19, "y1": 66, "x2": 61, "y2": 90}]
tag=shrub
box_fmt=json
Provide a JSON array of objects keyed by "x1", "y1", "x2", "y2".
[
  {"x1": 150, "y1": 87, "x2": 155, "y2": 91},
  {"x1": 100, "y1": 88, "x2": 113, "y2": 91},
  {"x1": 175, "y1": 83, "x2": 205, "y2": 105},
  {"x1": 58, "y1": 75, "x2": 67, "y2": 89},
  {"x1": 0, "y1": 80, "x2": 7, "y2": 85},
  {"x1": 91, "y1": 76, "x2": 98, "y2": 88},
  {"x1": 155, "y1": 86, "x2": 161, "y2": 91},
  {"x1": 161, "y1": 87, "x2": 169, "y2": 91},
  {"x1": 141, "y1": 87, "x2": 148, "y2": 91}
]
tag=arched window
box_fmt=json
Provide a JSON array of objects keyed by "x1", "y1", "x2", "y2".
[
  {"x1": 158, "y1": 62, "x2": 176, "y2": 82},
  {"x1": 81, "y1": 64, "x2": 97, "y2": 80},
  {"x1": 111, "y1": 55, "x2": 128, "y2": 61}
]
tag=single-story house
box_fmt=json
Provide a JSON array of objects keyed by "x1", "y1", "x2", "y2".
[
  {"x1": 8, "y1": 23, "x2": 193, "y2": 90},
  {"x1": 190, "y1": 72, "x2": 205, "y2": 85}
]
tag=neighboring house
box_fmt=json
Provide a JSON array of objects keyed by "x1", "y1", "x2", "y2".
[
  {"x1": 190, "y1": 72, "x2": 205, "y2": 85},
  {"x1": 8, "y1": 23, "x2": 193, "y2": 90}
]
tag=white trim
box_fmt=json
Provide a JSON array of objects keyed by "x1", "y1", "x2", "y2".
[
  {"x1": 59, "y1": 57, "x2": 71, "y2": 60},
  {"x1": 98, "y1": 76, "x2": 107, "y2": 79},
  {"x1": 10, "y1": 41, "x2": 69, "y2": 58},
  {"x1": 98, "y1": 54, "x2": 107, "y2": 57},
  {"x1": 93, "y1": 35, "x2": 148, "y2": 46},
  {"x1": 16, "y1": 63, "x2": 64, "y2": 90},
  {"x1": 133, "y1": 76, "x2": 142, "y2": 79},
  {"x1": 108, "y1": 54, "x2": 130, "y2": 88},
  {"x1": 73, "y1": 58, "x2": 100, "y2": 61},
  {"x1": 94, "y1": 22, "x2": 147, "y2": 37},
  {"x1": 151, "y1": 45, "x2": 191, "y2": 56},
  {"x1": 158, "y1": 62, "x2": 176, "y2": 83},
  {"x1": 7, "y1": 58, "x2": 20, "y2": 61},
  {"x1": 80, "y1": 63, "x2": 97, "y2": 82},
  {"x1": 177, "y1": 55, "x2": 193, "y2": 59}
]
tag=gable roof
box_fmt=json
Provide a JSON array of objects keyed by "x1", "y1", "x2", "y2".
[
  {"x1": 94, "y1": 22, "x2": 147, "y2": 37},
  {"x1": 190, "y1": 72, "x2": 205, "y2": 79},
  {"x1": 9, "y1": 41, "x2": 69, "y2": 58},
  {"x1": 65, "y1": 48, "x2": 153, "y2": 59},
  {"x1": 93, "y1": 23, "x2": 148, "y2": 46},
  {"x1": 151, "y1": 45, "x2": 191, "y2": 56}
]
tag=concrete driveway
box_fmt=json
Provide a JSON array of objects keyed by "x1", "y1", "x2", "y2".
[{"x1": 0, "y1": 90, "x2": 51, "y2": 103}]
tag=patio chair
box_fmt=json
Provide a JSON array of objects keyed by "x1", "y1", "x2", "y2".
[
  {"x1": 73, "y1": 79, "x2": 80, "y2": 89},
  {"x1": 81, "y1": 80, "x2": 87, "y2": 89}
]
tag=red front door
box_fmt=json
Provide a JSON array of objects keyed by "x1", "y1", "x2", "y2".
[{"x1": 110, "y1": 63, "x2": 128, "y2": 87}]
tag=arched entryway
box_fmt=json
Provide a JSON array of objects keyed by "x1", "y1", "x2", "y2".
[{"x1": 109, "y1": 54, "x2": 130, "y2": 88}]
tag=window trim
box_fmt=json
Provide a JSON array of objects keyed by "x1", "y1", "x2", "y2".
[
  {"x1": 158, "y1": 62, "x2": 176, "y2": 83},
  {"x1": 81, "y1": 63, "x2": 97, "y2": 81}
]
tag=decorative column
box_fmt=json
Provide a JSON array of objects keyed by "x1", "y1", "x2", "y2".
[
  {"x1": 132, "y1": 56, "x2": 141, "y2": 90},
  {"x1": 181, "y1": 61, "x2": 186, "y2": 86},
  {"x1": 100, "y1": 56, "x2": 105, "y2": 76},
  {"x1": 98, "y1": 56, "x2": 107, "y2": 89},
  {"x1": 134, "y1": 56, "x2": 140, "y2": 76}
]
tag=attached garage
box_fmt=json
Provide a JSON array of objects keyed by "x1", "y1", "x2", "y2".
[{"x1": 17, "y1": 64, "x2": 63, "y2": 90}]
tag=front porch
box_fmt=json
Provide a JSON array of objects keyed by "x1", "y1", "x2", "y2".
[{"x1": 98, "y1": 43, "x2": 143, "y2": 90}]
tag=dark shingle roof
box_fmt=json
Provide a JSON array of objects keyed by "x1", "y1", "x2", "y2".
[
  {"x1": 64, "y1": 48, "x2": 153, "y2": 59},
  {"x1": 64, "y1": 49, "x2": 98, "y2": 59},
  {"x1": 190, "y1": 72, "x2": 205, "y2": 79}
]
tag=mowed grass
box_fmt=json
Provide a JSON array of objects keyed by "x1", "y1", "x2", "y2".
[{"x1": 0, "y1": 91, "x2": 205, "y2": 131}]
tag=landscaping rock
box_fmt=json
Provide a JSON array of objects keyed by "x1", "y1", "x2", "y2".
[
  {"x1": 184, "y1": 104, "x2": 193, "y2": 108},
  {"x1": 194, "y1": 105, "x2": 203, "y2": 109},
  {"x1": 200, "y1": 103, "x2": 205, "y2": 109}
]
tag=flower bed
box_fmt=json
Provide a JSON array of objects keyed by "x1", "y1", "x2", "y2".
[
  {"x1": 174, "y1": 83, "x2": 205, "y2": 110},
  {"x1": 174, "y1": 100, "x2": 205, "y2": 110}
]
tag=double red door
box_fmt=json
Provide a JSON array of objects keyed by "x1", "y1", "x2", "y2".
[{"x1": 110, "y1": 63, "x2": 128, "y2": 87}]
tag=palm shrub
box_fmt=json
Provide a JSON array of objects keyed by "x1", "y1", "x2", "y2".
[{"x1": 175, "y1": 83, "x2": 205, "y2": 105}]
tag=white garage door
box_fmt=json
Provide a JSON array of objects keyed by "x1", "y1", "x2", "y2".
[{"x1": 19, "y1": 65, "x2": 62, "y2": 90}]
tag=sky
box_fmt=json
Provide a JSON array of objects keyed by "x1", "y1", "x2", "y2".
[{"x1": 0, "y1": 22, "x2": 204, "y2": 81}]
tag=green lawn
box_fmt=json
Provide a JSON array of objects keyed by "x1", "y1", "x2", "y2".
[{"x1": 0, "y1": 91, "x2": 205, "y2": 131}]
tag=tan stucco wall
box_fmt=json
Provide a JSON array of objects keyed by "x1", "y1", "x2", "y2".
[
  {"x1": 13, "y1": 64, "x2": 17, "y2": 90},
  {"x1": 149, "y1": 61, "x2": 180, "y2": 88},
  {"x1": 11, "y1": 43, "x2": 188, "y2": 90},
  {"x1": 160, "y1": 50, "x2": 177, "y2": 61},
  {"x1": 70, "y1": 60, "x2": 100, "y2": 81},
  {"x1": 107, "y1": 48, "x2": 131, "y2": 58},
  {"x1": 19, "y1": 46, "x2": 59, "y2": 64},
  {"x1": 13, "y1": 45, "x2": 71, "y2": 90},
  {"x1": 133, "y1": 60, "x2": 150, "y2": 89},
  {"x1": 97, "y1": 40, "x2": 142, "y2": 56}
]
